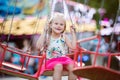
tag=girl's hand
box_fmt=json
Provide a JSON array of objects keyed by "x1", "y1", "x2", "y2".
[
  {"x1": 26, "y1": 49, "x2": 32, "y2": 54},
  {"x1": 70, "y1": 25, "x2": 76, "y2": 33}
]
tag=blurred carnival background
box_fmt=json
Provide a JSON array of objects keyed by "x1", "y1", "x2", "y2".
[{"x1": 0, "y1": 0, "x2": 120, "y2": 80}]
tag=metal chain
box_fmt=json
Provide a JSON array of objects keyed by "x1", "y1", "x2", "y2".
[
  {"x1": 7, "y1": 0, "x2": 17, "y2": 43},
  {"x1": 109, "y1": 0, "x2": 120, "y2": 52}
]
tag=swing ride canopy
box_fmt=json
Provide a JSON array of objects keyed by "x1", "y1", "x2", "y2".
[{"x1": 0, "y1": 0, "x2": 97, "y2": 35}]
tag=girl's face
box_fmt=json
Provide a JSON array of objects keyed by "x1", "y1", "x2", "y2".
[{"x1": 50, "y1": 18, "x2": 65, "y2": 34}]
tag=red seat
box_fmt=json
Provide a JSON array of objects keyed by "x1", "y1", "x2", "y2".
[
  {"x1": 0, "y1": 42, "x2": 45, "y2": 80},
  {"x1": 72, "y1": 35, "x2": 120, "y2": 80}
]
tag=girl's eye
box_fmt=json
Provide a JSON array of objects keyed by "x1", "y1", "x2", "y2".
[
  {"x1": 55, "y1": 23, "x2": 58, "y2": 25},
  {"x1": 60, "y1": 24, "x2": 64, "y2": 26}
]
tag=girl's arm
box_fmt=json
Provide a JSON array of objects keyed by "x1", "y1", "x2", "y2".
[{"x1": 64, "y1": 26, "x2": 77, "y2": 49}]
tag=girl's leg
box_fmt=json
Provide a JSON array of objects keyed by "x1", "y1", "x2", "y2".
[
  {"x1": 67, "y1": 63, "x2": 77, "y2": 80},
  {"x1": 53, "y1": 64, "x2": 63, "y2": 80}
]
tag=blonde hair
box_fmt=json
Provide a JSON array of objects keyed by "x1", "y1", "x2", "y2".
[{"x1": 48, "y1": 12, "x2": 66, "y2": 34}]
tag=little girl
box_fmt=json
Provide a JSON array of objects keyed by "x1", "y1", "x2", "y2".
[{"x1": 36, "y1": 12, "x2": 77, "y2": 80}]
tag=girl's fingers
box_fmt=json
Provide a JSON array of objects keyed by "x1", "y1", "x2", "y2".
[{"x1": 70, "y1": 25, "x2": 76, "y2": 32}]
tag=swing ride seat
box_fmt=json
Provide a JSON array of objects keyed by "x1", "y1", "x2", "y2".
[
  {"x1": 72, "y1": 35, "x2": 120, "y2": 80},
  {"x1": 73, "y1": 66, "x2": 120, "y2": 80},
  {"x1": 41, "y1": 53, "x2": 75, "y2": 76},
  {"x1": 0, "y1": 42, "x2": 45, "y2": 80},
  {"x1": 42, "y1": 68, "x2": 69, "y2": 76},
  {"x1": 73, "y1": 51, "x2": 120, "y2": 80},
  {"x1": 2, "y1": 61, "x2": 26, "y2": 71}
]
